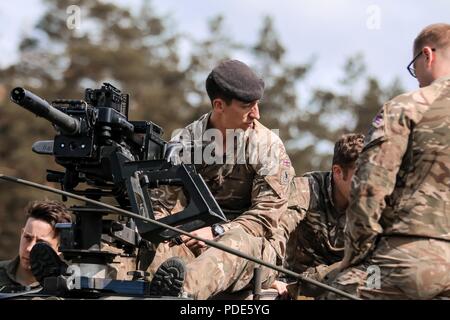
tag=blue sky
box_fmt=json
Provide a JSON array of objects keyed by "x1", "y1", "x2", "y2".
[{"x1": 0, "y1": 0, "x2": 449, "y2": 94}]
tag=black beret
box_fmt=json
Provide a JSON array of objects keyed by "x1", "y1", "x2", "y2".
[{"x1": 206, "y1": 59, "x2": 265, "y2": 102}]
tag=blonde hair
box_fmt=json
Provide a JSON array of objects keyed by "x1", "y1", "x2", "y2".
[{"x1": 414, "y1": 23, "x2": 450, "y2": 54}]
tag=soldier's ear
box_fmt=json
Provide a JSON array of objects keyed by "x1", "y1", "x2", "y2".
[
  {"x1": 332, "y1": 164, "x2": 343, "y2": 180},
  {"x1": 423, "y1": 47, "x2": 436, "y2": 66},
  {"x1": 212, "y1": 98, "x2": 224, "y2": 112}
]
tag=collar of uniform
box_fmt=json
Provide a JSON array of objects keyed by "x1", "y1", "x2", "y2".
[
  {"x1": 5, "y1": 256, "x2": 20, "y2": 285},
  {"x1": 326, "y1": 172, "x2": 335, "y2": 207},
  {"x1": 201, "y1": 112, "x2": 264, "y2": 153},
  {"x1": 202, "y1": 112, "x2": 263, "y2": 137},
  {"x1": 251, "y1": 119, "x2": 263, "y2": 134},
  {"x1": 242, "y1": 118, "x2": 263, "y2": 141},
  {"x1": 181, "y1": 112, "x2": 212, "y2": 150},
  {"x1": 328, "y1": 172, "x2": 347, "y2": 216},
  {"x1": 202, "y1": 111, "x2": 213, "y2": 133},
  {"x1": 431, "y1": 74, "x2": 450, "y2": 85}
]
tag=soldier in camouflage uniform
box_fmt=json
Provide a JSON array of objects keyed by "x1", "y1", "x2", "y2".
[
  {"x1": 324, "y1": 23, "x2": 450, "y2": 299},
  {"x1": 0, "y1": 200, "x2": 72, "y2": 293},
  {"x1": 270, "y1": 133, "x2": 365, "y2": 297},
  {"x1": 146, "y1": 60, "x2": 295, "y2": 299}
]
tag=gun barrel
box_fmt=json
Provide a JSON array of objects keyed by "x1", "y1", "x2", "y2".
[{"x1": 11, "y1": 87, "x2": 80, "y2": 134}]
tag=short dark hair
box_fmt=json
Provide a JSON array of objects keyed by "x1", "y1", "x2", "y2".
[
  {"x1": 332, "y1": 133, "x2": 365, "y2": 176},
  {"x1": 205, "y1": 74, "x2": 233, "y2": 106},
  {"x1": 25, "y1": 200, "x2": 72, "y2": 236}
]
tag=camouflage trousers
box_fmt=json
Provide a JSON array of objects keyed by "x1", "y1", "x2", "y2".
[
  {"x1": 101, "y1": 243, "x2": 137, "y2": 280},
  {"x1": 183, "y1": 226, "x2": 279, "y2": 300},
  {"x1": 324, "y1": 236, "x2": 450, "y2": 299}
]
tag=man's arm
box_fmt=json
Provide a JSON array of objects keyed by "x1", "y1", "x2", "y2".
[
  {"x1": 280, "y1": 177, "x2": 310, "y2": 237},
  {"x1": 341, "y1": 101, "x2": 412, "y2": 268}
]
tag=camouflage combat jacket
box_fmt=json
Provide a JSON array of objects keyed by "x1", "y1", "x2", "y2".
[
  {"x1": 280, "y1": 171, "x2": 346, "y2": 273},
  {"x1": 151, "y1": 112, "x2": 295, "y2": 257},
  {"x1": 343, "y1": 75, "x2": 450, "y2": 267},
  {"x1": 0, "y1": 257, "x2": 20, "y2": 292}
]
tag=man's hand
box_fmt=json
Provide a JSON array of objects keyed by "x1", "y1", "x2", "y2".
[
  {"x1": 180, "y1": 226, "x2": 214, "y2": 253},
  {"x1": 313, "y1": 262, "x2": 343, "y2": 282},
  {"x1": 270, "y1": 280, "x2": 290, "y2": 299}
]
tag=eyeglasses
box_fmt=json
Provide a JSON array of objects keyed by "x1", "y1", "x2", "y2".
[{"x1": 407, "y1": 48, "x2": 436, "y2": 78}]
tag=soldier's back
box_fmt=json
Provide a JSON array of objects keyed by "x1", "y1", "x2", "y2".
[{"x1": 381, "y1": 76, "x2": 450, "y2": 240}]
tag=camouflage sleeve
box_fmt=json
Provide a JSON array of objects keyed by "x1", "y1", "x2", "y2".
[
  {"x1": 223, "y1": 139, "x2": 296, "y2": 239},
  {"x1": 342, "y1": 100, "x2": 412, "y2": 267},
  {"x1": 150, "y1": 185, "x2": 187, "y2": 219},
  {"x1": 270, "y1": 177, "x2": 309, "y2": 260},
  {"x1": 303, "y1": 262, "x2": 341, "y2": 282},
  {"x1": 278, "y1": 177, "x2": 310, "y2": 240}
]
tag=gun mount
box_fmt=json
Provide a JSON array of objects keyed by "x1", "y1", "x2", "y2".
[{"x1": 9, "y1": 83, "x2": 227, "y2": 298}]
